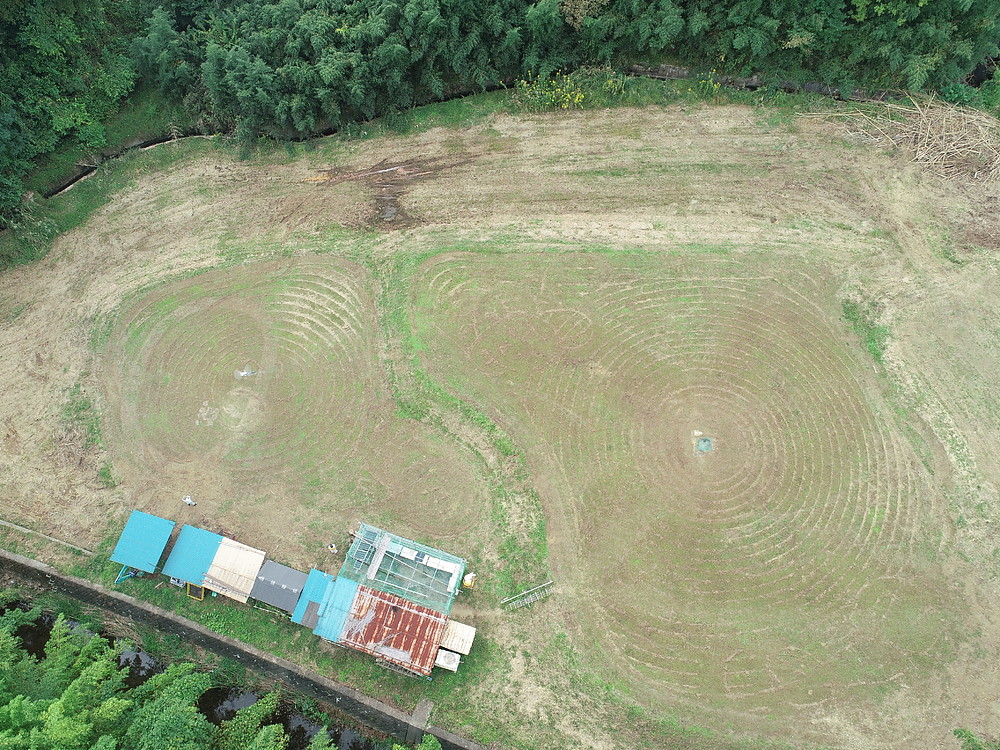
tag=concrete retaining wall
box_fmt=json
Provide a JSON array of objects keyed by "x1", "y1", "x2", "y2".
[{"x1": 0, "y1": 549, "x2": 484, "y2": 750}]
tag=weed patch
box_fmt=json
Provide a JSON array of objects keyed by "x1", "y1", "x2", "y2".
[
  {"x1": 512, "y1": 72, "x2": 586, "y2": 111},
  {"x1": 842, "y1": 298, "x2": 890, "y2": 364},
  {"x1": 97, "y1": 461, "x2": 120, "y2": 488},
  {"x1": 62, "y1": 382, "x2": 103, "y2": 449}
]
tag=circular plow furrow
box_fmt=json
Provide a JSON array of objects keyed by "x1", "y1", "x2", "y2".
[
  {"x1": 414, "y1": 252, "x2": 928, "y2": 708},
  {"x1": 107, "y1": 259, "x2": 377, "y2": 493}
]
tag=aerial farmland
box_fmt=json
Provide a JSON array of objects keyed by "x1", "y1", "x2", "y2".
[{"x1": 2, "y1": 97, "x2": 1000, "y2": 749}]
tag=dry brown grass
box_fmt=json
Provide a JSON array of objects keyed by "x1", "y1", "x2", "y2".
[{"x1": 848, "y1": 96, "x2": 1000, "y2": 181}]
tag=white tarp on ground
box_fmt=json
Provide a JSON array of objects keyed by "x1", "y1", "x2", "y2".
[
  {"x1": 439, "y1": 619, "x2": 476, "y2": 655},
  {"x1": 204, "y1": 538, "x2": 266, "y2": 603}
]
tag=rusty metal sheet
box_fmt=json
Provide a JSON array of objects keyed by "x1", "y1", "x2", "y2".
[{"x1": 340, "y1": 586, "x2": 447, "y2": 676}]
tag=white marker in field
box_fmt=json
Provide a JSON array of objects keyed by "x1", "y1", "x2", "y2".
[
  {"x1": 182, "y1": 495, "x2": 197, "y2": 506},
  {"x1": 234, "y1": 363, "x2": 258, "y2": 379}
]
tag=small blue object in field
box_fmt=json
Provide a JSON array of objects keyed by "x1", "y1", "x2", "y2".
[{"x1": 696, "y1": 437, "x2": 713, "y2": 452}]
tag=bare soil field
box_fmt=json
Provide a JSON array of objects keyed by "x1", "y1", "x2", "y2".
[{"x1": 3, "y1": 100, "x2": 1000, "y2": 749}]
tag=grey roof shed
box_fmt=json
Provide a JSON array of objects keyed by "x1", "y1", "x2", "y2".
[{"x1": 250, "y1": 560, "x2": 308, "y2": 613}]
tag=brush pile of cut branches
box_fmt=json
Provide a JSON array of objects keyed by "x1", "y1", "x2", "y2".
[{"x1": 850, "y1": 97, "x2": 1000, "y2": 182}]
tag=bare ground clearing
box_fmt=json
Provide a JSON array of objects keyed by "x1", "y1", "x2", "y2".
[{"x1": 1, "y1": 103, "x2": 1000, "y2": 749}]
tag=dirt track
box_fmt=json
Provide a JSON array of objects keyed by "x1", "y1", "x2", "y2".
[{"x1": 3, "y1": 103, "x2": 1000, "y2": 749}]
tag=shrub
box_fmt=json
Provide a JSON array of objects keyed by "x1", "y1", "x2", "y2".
[{"x1": 512, "y1": 72, "x2": 586, "y2": 111}]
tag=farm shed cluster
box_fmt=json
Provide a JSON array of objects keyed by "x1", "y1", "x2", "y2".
[{"x1": 111, "y1": 512, "x2": 476, "y2": 676}]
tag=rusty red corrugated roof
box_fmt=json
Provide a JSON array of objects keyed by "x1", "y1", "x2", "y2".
[{"x1": 339, "y1": 585, "x2": 448, "y2": 675}]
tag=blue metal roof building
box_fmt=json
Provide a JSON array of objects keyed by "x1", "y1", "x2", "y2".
[
  {"x1": 291, "y1": 569, "x2": 336, "y2": 629},
  {"x1": 161, "y1": 525, "x2": 223, "y2": 585},
  {"x1": 110, "y1": 511, "x2": 176, "y2": 573},
  {"x1": 312, "y1": 577, "x2": 359, "y2": 643}
]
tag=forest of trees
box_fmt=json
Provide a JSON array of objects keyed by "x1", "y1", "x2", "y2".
[
  {"x1": 0, "y1": 604, "x2": 438, "y2": 750},
  {"x1": 2, "y1": 0, "x2": 999, "y2": 228}
]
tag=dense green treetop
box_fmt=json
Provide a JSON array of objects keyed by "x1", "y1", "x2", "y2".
[
  {"x1": 0, "y1": 602, "x2": 447, "y2": 749},
  {"x1": 673, "y1": 0, "x2": 1000, "y2": 90},
  {"x1": 132, "y1": 0, "x2": 998, "y2": 139},
  {"x1": 0, "y1": 604, "x2": 343, "y2": 750},
  {"x1": 2, "y1": 0, "x2": 998, "y2": 228},
  {"x1": 0, "y1": 0, "x2": 149, "y2": 213}
]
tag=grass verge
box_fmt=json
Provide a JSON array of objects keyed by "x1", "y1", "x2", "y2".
[
  {"x1": 24, "y1": 85, "x2": 196, "y2": 195},
  {"x1": 0, "y1": 137, "x2": 212, "y2": 270},
  {"x1": 842, "y1": 298, "x2": 889, "y2": 365}
]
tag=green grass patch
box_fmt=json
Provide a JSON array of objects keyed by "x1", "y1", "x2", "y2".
[
  {"x1": 329, "y1": 89, "x2": 510, "y2": 145},
  {"x1": 0, "y1": 527, "x2": 96, "y2": 569},
  {"x1": 953, "y1": 728, "x2": 1000, "y2": 750},
  {"x1": 97, "y1": 461, "x2": 120, "y2": 488},
  {"x1": 940, "y1": 76, "x2": 1000, "y2": 119},
  {"x1": 842, "y1": 298, "x2": 890, "y2": 365},
  {"x1": 62, "y1": 381, "x2": 103, "y2": 449}
]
